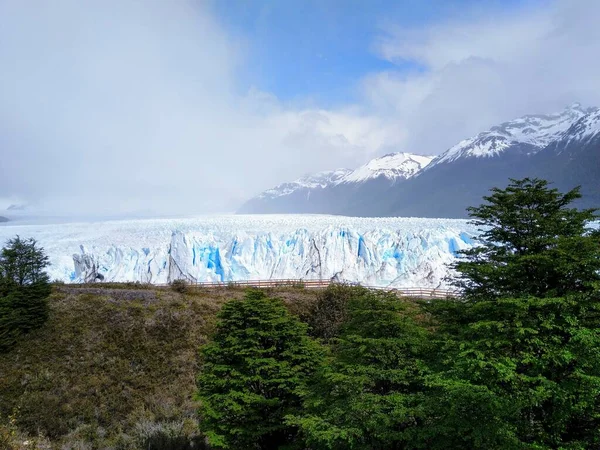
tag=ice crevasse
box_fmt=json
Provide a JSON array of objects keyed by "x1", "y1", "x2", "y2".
[{"x1": 0, "y1": 215, "x2": 477, "y2": 288}]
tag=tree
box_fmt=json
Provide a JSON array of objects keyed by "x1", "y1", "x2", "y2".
[
  {"x1": 419, "y1": 179, "x2": 600, "y2": 448},
  {"x1": 292, "y1": 290, "x2": 431, "y2": 449},
  {"x1": 420, "y1": 293, "x2": 600, "y2": 449},
  {"x1": 0, "y1": 236, "x2": 51, "y2": 352},
  {"x1": 196, "y1": 289, "x2": 323, "y2": 449},
  {"x1": 453, "y1": 178, "x2": 600, "y2": 299}
]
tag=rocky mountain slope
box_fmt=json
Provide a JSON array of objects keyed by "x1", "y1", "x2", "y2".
[
  {"x1": 239, "y1": 104, "x2": 600, "y2": 217},
  {"x1": 238, "y1": 153, "x2": 433, "y2": 214}
]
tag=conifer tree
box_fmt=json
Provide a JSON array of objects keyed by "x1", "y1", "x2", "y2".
[
  {"x1": 293, "y1": 290, "x2": 431, "y2": 449},
  {"x1": 453, "y1": 178, "x2": 600, "y2": 299},
  {"x1": 421, "y1": 179, "x2": 600, "y2": 448},
  {"x1": 196, "y1": 289, "x2": 323, "y2": 449},
  {"x1": 0, "y1": 236, "x2": 51, "y2": 352}
]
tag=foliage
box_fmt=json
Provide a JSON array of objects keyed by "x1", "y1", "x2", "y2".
[
  {"x1": 453, "y1": 178, "x2": 600, "y2": 299},
  {"x1": 0, "y1": 285, "x2": 321, "y2": 449},
  {"x1": 419, "y1": 293, "x2": 600, "y2": 449},
  {"x1": 196, "y1": 289, "x2": 324, "y2": 449},
  {"x1": 419, "y1": 178, "x2": 600, "y2": 449},
  {"x1": 170, "y1": 278, "x2": 190, "y2": 293},
  {"x1": 0, "y1": 236, "x2": 51, "y2": 352},
  {"x1": 303, "y1": 284, "x2": 368, "y2": 341},
  {"x1": 292, "y1": 290, "x2": 432, "y2": 449}
]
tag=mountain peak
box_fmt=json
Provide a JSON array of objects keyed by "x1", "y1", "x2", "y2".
[
  {"x1": 429, "y1": 104, "x2": 593, "y2": 167},
  {"x1": 259, "y1": 168, "x2": 351, "y2": 199},
  {"x1": 340, "y1": 152, "x2": 434, "y2": 184}
]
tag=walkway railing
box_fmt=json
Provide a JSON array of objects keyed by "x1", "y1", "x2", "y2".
[{"x1": 162, "y1": 278, "x2": 460, "y2": 299}]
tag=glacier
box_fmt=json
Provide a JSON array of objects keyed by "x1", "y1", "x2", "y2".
[{"x1": 0, "y1": 215, "x2": 478, "y2": 288}]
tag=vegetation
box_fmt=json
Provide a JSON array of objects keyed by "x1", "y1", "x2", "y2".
[
  {"x1": 0, "y1": 236, "x2": 51, "y2": 352},
  {"x1": 197, "y1": 289, "x2": 323, "y2": 449},
  {"x1": 291, "y1": 290, "x2": 432, "y2": 449},
  {"x1": 420, "y1": 178, "x2": 600, "y2": 449},
  {"x1": 0, "y1": 284, "x2": 321, "y2": 449},
  {"x1": 1, "y1": 178, "x2": 599, "y2": 449},
  {"x1": 452, "y1": 177, "x2": 600, "y2": 298},
  {"x1": 170, "y1": 278, "x2": 190, "y2": 293}
]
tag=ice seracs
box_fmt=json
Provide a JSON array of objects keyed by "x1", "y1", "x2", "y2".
[{"x1": 0, "y1": 215, "x2": 477, "y2": 288}]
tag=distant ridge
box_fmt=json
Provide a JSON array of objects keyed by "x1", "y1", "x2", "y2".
[
  {"x1": 238, "y1": 104, "x2": 600, "y2": 218},
  {"x1": 237, "y1": 152, "x2": 433, "y2": 215}
]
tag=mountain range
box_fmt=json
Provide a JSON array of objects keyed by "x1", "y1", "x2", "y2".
[{"x1": 238, "y1": 103, "x2": 600, "y2": 218}]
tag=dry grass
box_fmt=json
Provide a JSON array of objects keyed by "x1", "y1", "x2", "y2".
[{"x1": 0, "y1": 285, "x2": 319, "y2": 449}]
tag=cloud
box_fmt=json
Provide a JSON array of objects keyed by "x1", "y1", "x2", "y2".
[
  {"x1": 0, "y1": 0, "x2": 392, "y2": 216},
  {"x1": 363, "y1": 0, "x2": 600, "y2": 154},
  {"x1": 1, "y1": 0, "x2": 598, "y2": 216}
]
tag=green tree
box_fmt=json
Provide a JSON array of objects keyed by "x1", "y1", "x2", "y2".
[
  {"x1": 453, "y1": 178, "x2": 600, "y2": 299},
  {"x1": 196, "y1": 289, "x2": 323, "y2": 450},
  {"x1": 420, "y1": 294, "x2": 600, "y2": 449},
  {"x1": 0, "y1": 236, "x2": 51, "y2": 352},
  {"x1": 292, "y1": 290, "x2": 431, "y2": 450},
  {"x1": 418, "y1": 179, "x2": 600, "y2": 448}
]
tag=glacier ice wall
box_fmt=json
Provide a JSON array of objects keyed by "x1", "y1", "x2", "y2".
[{"x1": 0, "y1": 215, "x2": 477, "y2": 288}]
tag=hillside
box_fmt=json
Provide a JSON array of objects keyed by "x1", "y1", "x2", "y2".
[
  {"x1": 0, "y1": 284, "x2": 320, "y2": 449},
  {"x1": 0, "y1": 216, "x2": 8, "y2": 223}
]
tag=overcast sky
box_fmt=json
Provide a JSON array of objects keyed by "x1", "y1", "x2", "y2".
[{"x1": 1, "y1": 0, "x2": 599, "y2": 217}]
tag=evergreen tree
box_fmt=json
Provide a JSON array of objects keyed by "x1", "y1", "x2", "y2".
[
  {"x1": 292, "y1": 290, "x2": 431, "y2": 449},
  {"x1": 420, "y1": 179, "x2": 600, "y2": 448},
  {"x1": 421, "y1": 294, "x2": 600, "y2": 449},
  {"x1": 0, "y1": 236, "x2": 51, "y2": 352},
  {"x1": 453, "y1": 178, "x2": 600, "y2": 299},
  {"x1": 196, "y1": 289, "x2": 323, "y2": 449}
]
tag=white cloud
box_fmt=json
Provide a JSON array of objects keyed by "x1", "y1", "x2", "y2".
[
  {"x1": 362, "y1": 0, "x2": 600, "y2": 154},
  {"x1": 0, "y1": 0, "x2": 393, "y2": 216},
  {"x1": 1, "y1": 0, "x2": 598, "y2": 216}
]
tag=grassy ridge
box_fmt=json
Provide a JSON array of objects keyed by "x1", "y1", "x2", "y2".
[{"x1": 0, "y1": 284, "x2": 318, "y2": 449}]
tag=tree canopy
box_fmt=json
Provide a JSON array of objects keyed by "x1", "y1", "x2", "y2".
[
  {"x1": 0, "y1": 236, "x2": 51, "y2": 352},
  {"x1": 196, "y1": 178, "x2": 600, "y2": 449},
  {"x1": 453, "y1": 178, "x2": 600, "y2": 299},
  {"x1": 196, "y1": 289, "x2": 323, "y2": 449}
]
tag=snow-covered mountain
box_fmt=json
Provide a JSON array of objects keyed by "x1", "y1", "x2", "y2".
[
  {"x1": 428, "y1": 103, "x2": 593, "y2": 167},
  {"x1": 238, "y1": 152, "x2": 432, "y2": 214},
  {"x1": 240, "y1": 104, "x2": 600, "y2": 218},
  {"x1": 0, "y1": 215, "x2": 476, "y2": 287},
  {"x1": 259, "y1": 169, "x2": 352, "y2": 200},
  {"x1": 341, "y1": 152, "x2": 433, "y2": 183}
]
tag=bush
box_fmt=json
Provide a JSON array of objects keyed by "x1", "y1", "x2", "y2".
[
  {"x1": 304, "y1": 284, "x2": 367, "y2": 340},
  {"x1": 170, "y1": 279, "x2": 189, "y2": 294}
]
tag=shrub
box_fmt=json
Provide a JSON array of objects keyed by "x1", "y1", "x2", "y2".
[
  {"x1": 170, "y1": 279, "x2": 189, "y2": 294},
  {"x1": 304, "y1": 284, "x2": 367, "y2": 340}
]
